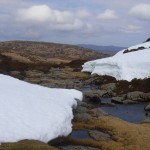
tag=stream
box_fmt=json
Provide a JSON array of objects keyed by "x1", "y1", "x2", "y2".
[{"x1": 101, "y1": 98, "x2": 148, "y2": 124}]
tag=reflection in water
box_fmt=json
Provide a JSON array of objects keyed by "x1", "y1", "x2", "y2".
[
  {"x1": 101, "y1": 98, "x2": 148, "y2": 124},
  {"x1": 70, "y1": 130, "x2": 91, "y2": 139}
]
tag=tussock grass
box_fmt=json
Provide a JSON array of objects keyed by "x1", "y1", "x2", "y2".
[
  {"x1": 0, "y1": 140, "x2": 58, "y2": 150},
  {"x1": 73, "y1": 116, "x2": 150, "y2": 150},
  {"x1": 59, "y1": 71, "x2": 90, "y2": 80}
]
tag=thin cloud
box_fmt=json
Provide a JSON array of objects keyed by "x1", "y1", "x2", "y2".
[
  {"x1": 121, "y1": 25, "x2": 142, "y2": 33},
  {"x1": 75, "y1": 9, "x2": 91, "y2": 19},
  {"x1": 97, "y1": 9, "x2": 119, "y2": 20}
]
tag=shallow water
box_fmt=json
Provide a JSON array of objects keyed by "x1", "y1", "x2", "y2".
[
  {"x1": 70, "y1": 130, "x2": 91, "y2": 139},
  {"x1": 101, "y1": 98, "x2": 148, "y2": 124}
]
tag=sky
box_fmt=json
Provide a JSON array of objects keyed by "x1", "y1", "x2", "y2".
[{"x1": 0, "y1": 0, "x2": 149, "y2": 46}]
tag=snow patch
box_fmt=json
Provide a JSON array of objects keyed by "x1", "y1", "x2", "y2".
[
  {"x1": 82, "y1": 42, "x2": 150, "y2": 81},
  {"x1": 0, "y1": 74, "x2": 82, "y2": 143}
]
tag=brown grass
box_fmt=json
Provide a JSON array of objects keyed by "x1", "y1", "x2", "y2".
[
  {"x1": 1, "y1": 52, "x2": 33, "y2": 63},
  {"x1": 73, "y1": 116, "x2": 150, "y2": 150},
  {"x1": 59, "y1": 71, "x2": 90, "y2": 80},
  {"x1": 0, "y1": 140, "x2": 58, "y2": 150}
]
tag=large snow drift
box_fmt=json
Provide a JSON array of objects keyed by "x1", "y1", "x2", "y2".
[
  {"x1": 82, "y1": 42, "x2": 150, "y2": 81},
  {"x1": 0, "y1": 74, "x2": 82, "y2": 143}
]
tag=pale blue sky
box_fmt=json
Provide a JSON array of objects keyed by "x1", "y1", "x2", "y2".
[{"x1": 0, "y1": 0, "x2": 149, "y2": 46}]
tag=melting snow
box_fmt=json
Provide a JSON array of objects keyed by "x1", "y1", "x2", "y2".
[
  {"x1": 82, "y1": 42, "x2": 150, "y2": 81},
  {"x1": 0, "y1": 74, "x2": 82, "y2": 143}
]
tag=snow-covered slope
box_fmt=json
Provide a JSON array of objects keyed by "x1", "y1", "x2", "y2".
[
  {"x1": 0, "y1": 74, "x2": 82, "y2": 143},
  {"x1": 82, "y1": 42, "x2": 150, "y2": 81}
]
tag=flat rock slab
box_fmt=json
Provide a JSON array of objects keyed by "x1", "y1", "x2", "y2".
[
  {"x1": 59, "y1": 146, "x2": 100, "y2": 150},
  {"x1": 89, "y1": 130, "x2": 111, "y2": 140}
]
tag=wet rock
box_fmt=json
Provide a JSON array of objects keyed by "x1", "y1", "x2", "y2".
[
  {"x1": 111, "y1": 96, "x2": 125, "y2": 104},
  {"x1": 89, "y1": 130, "x2": 111, "y2": 140},
  {"x1": 84, "y1": 90, "x2": 107, "y2": 103},
  {"x1": 112, "y1": 91, "x2": 150, "y2": 104},
  {"x1": 145, "y1": 103, "x2": 150, "y2": 111},
  {"x1": 89, "y1": 108, "x2": 108, "y2": 117},
  {"x1": 126, "y1": 91, "x2": 144, "y2": 100},
  {"x1": 59, "y1": 146, "x2": 100, "y2": 150},
  {"x1": 101, "y1": 83, "x2": 116, "y2": 91},
  {"x1": 100, "y1": 83, "x2": 117, "y2": 97},
  {"x1": 123, "y1": 99, "x2": 137, "y2": 104},
  {"x1": 74, "y1": 104, "x2": 107, "y2": 122},
  {"x1": 74, "y1": 113, "x2": 93, "y2": 121},
  {"x1": 142, "y1": 93, "x2": 150, "y2": 100},
  {"x1": 75, "y1": 106, "x2": 89, "y2": 113}
]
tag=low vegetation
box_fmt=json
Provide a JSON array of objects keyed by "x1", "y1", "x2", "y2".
[
  {"x1": 0, "y1": 140, "x2": 58, "y2": 150},
  {"x1": 73, "y1": 116, "x2": 150, "y2": 150}
]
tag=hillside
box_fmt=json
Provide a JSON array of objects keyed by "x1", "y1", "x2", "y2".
[{"x1": 0, "y1": 41, "x2": 109, "y2": 64}]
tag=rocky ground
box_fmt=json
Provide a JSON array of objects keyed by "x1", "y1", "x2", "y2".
[
  {"x1": 0, "y1": 64, "x2": 150, "y2": 150},
  {"x1": 0, "y1": 41, "x2": 150, "y2": 150}
]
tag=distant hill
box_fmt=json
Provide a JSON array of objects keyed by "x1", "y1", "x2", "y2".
[
  {"x1": 0, "y1": 41, "x2": 110, "y2": 64},
  {"x1": 78, "y1": 44, "x2": 126, "y2": 54}
]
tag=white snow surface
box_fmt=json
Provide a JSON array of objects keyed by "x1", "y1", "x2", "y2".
[
  {"x1": 82, "y1": 42, "x2": 150, "y2": 81},
  {"x1": 0, "y1": 74, "x2": 83, "y2": 143}
]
